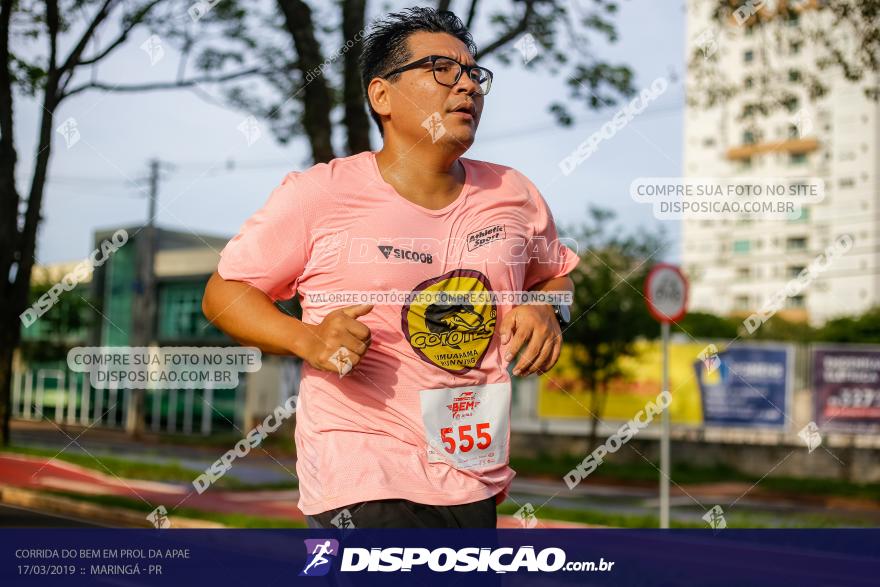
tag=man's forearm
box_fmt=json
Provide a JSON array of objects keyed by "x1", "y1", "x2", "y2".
[
  {"x1": 202, "y1": 271, "x2": 312, "y2": 357},
  {"x1": 528, "y1": 275, "x2": 574, "y2": 296}
]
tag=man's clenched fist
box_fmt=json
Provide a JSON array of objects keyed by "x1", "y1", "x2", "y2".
[{"x1": 302, "y1": 304, "x2": 373, "y2": 376}]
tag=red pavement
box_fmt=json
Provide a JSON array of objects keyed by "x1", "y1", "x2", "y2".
[
  {"x1": 0, "y1": 453, "x2": 587, "y2": 528},
  {"x1": 0, "y1": 452, "x2": 304, "y2": 521}
]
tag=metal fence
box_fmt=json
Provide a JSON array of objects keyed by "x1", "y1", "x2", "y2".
[{"x1": 11, "y1": 363, "x2": 245, "y2": 435}]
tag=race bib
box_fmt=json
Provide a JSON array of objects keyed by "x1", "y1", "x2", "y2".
[{"x1": 419, "y1": 382, "x2": 510, "y2": 470}]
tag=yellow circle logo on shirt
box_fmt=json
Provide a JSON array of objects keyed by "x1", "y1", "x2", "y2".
[{"x1": 402, "y1": 269, "x2": 496, "y2": 374}]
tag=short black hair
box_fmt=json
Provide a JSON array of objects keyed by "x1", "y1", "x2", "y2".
[{"x1": 359, "y1": 7, "x2": 477, "y2": 137}]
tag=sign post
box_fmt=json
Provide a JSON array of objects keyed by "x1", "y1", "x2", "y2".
[{"x1": 644, "y1": 263, "x2": 689, "y2": 529}]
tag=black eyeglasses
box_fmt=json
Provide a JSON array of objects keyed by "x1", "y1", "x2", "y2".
[{"x1": 382, "y1": 55, "x2": 493, "y2": 95}]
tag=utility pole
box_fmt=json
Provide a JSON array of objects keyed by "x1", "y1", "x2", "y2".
[{"x1": 126, "y1": 158, "x2": 162, "y2": 437}]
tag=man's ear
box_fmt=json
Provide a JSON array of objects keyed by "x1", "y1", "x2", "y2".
[{"x1": 367, "y1": 78, "x2": 392, "y2": 118}]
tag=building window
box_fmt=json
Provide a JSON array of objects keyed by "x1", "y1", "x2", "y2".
[
  {"x1": 733, "y1": 240, "x2": 751, "y2": 254},
  {"x1": 744, "y1": 76, "x2": 754, "y2": 89},
  {"x1": 787, "y1": 124, "x2": 800, "y2": 139},
  {"x1": 839, "y1": 177, "x2": 855, "y2": 188},
  {"x1": 784, "y1": 96, "x2": 799, "y2": 112},
  {"x1": 786, "y1": 237, "x2": 808, "y2": 251},
  {"x1": 789, "y1": 206, "x2": 810, "y2": 223},
  {"x1": 743, "y1": 130, "x2": 757, "y2": 144},
  {"x1": 736, "y1": 267, "x2": 751, "y2": 280},
  {"x1": 787, "y1": 266, "x2": 806, "y2": 278},
  {"x1": 158, "y1": 282, "x2": 226, "y2": 340},
  {"x1": 789, "y1": 40, "x2": 802, "y2": 55},
  {"x1": 734, "y1": 295, "x2": 750, "y2": 311},
  {"x1": 744, "y1": 49, "x2": 754, "y2": 63},
  {"x1": 788, "y1": 69, "x2": 801, "y2": 82},
  {"x1": 789, "y1": 153, "x2": 807, "y2": 165}
]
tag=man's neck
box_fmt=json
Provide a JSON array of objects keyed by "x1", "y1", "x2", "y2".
[{"x1": 375, "y1": 139, "x2": 467, "y2": 210}]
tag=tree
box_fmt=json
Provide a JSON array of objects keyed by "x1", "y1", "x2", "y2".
[
  {"x1": 19, "y1": 281, "x2": 94, "y2": 364},
  {"x1": 559, "y1": 207, "x2": 666, "y2": 449},
  {"x1": 1, "y1": 0, "x2": 639, "y2": 445},
  {"x1": 140, "y1": 0, "x2": 639, "y2": 162},
  {"x1": 816, "y1": 306, "x2": 880, "y2": 343},
  {"x1": 674, "y1": 311, "x2": 738, "y2": 339},
  {"x1": 688, "y1": 0, "x2": 880, "y2": 122},
  {"x1": 1, "y1": 1, "x2": 140, "y2": 445}
]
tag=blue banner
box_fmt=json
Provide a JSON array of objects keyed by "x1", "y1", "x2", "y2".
[
  {"x1": 695, "y1": 345, "x2": 791, "y2": 428},
  {"x1": 2, "y1": 529, "x2": 878, "y2": 586}
]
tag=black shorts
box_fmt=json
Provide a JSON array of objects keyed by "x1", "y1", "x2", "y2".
[{"x1": 305, "y1": 496, "x2": 497, "y2": 529}]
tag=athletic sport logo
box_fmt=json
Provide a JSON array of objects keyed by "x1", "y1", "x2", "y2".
[
  {"x1": 447, "y1": 390, "x2": 480, "y2": 420},
  {"x1": 402, "y1": 269, "x2": 496, "y2": 374},
  {"x1": 466, "y1": 224, "x2": 505, "y2": 251},
  {"x1": 299, "y1": 539, "x2": 339, "y2": 577}
]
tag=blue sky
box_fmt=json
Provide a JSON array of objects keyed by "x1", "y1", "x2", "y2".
[{"x1": 13, "y1": 0, "x2": 686, "y2": 265}]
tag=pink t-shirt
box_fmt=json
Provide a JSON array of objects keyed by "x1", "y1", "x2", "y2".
[{"x1": 217, "y1": 150, "x2": 580, "y2": 515}]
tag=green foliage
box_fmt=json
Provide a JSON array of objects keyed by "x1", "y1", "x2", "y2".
[
  {"x1": 19, "y1": 282, "x2": 94, "y2": 362},
  {"x1": 673, "y1": 306, "x2": 880, "y2": 344},
  {"x1": 815, "y1": 306, "x2": 880, "y2": 344},
  {"x1": 562, "y1": 207, "x2": 667, "y2": 390},
  {"x1": 674, "y1": 311, "x2": 739, "y2": 339},
  {"x1": 744, "y1": 313, "x2": 817, "y2": 342}
]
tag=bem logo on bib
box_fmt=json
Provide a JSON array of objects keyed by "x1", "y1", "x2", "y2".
[
  {"x1": 448, "y1": 390, "x2": 479, "y2": 419},
  {"x1": 402, "y1": 269, "x2": 495, "y2": 374}
]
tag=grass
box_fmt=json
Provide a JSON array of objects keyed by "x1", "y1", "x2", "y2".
[
  {"x1": 497, "y1": 502, "x2": 702, "y2": 528},
  {"x1": 157, "y1": 431, "x2": 296, "y2": 454},
  {"x1": 497, "y1": 502, "x2": 878, "y2": 529},
  {"x1": 510, "y1": 454, "x2": 880, "y2": 502},
  {"x1": 42, "y1": 491, "x2": 875, "y2": 530},
  {"x1": 44, "y1": 491, "x2": 306, "y2": 528}
]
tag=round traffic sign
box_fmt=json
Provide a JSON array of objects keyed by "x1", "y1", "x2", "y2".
[{"x1": 644, "y1": 264, "x2": 688, "y2": 323}]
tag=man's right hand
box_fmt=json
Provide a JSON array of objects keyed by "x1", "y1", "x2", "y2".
[{"x1": 302, "y1": 304, "x2": 374, "y2": 376}]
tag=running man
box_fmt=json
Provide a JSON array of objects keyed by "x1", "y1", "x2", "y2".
[
  {"x1": 202, "y1": 7, "x2": 579, "y2": 528},
  {"x1": 302, "y1": 540, "x2": 334, "y2": 575}
]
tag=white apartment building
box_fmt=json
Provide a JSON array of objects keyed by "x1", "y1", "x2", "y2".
[{"x1": 682, "y1": 0, "x2": 880, "y2": 325}]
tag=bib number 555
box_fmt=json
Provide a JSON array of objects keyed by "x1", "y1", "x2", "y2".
[{"x1": 439, "y1": 423, "x2": 492, "y2": 454}]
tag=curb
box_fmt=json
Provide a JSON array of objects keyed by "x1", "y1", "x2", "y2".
[{"x1": 0, "y1": 485, "x2": 225, "y2": 528}]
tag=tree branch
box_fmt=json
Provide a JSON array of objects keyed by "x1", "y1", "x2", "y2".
[
  {"x1": 57, "y1": 0, "x2": 117, "y2": 75},
  {"x1": 76, "y1": 0, "x2": 164, "y2": 67},
  {"x1": 62, "y1": 66, "x2": 269, "y2": 99},
  {"x1": 466, "y1": 0, "x2": 480, "y2": 30},
  {"x1": 476, "y1": 0, "x2": 536, "y2": 60}
]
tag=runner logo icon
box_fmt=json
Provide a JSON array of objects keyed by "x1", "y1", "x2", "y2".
[{"x1": 300, "y1": 539, "x2": 339, "y2": 577}]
